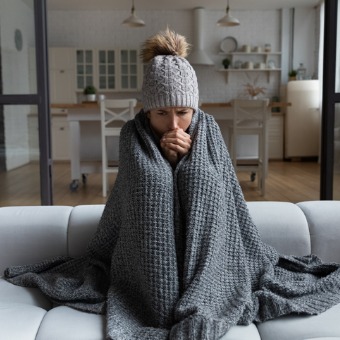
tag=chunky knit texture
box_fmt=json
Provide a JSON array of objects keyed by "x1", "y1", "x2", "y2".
[
  {"x1": 142, "y1": 55, "x2": 199, "y2": 112},
  {"x1": 5, "y1": 110, "x2": 340, "y2": 339}
]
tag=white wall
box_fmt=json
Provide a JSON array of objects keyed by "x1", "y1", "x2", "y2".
[
  {"x1": 293, "y1": 8, "x2": 317, "y2": 79},
  {"x1": 0, "y1": 0, "x2": 35, "y2": 170},
  {"x1": 47, "y1": 8, "x2": 309, "y2": 104}
]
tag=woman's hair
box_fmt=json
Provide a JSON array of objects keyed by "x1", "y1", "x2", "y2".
[
  {"x1": 141, "y1": 29, "x2": 199, "y2": 112},
  {"x1": 140, "y1": 28, "x2": 190, "y2": 63}
]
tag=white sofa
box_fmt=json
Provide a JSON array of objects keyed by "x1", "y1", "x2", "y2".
[{"x1": 1, "y1": 201, "x2": 340, "y2": 340}]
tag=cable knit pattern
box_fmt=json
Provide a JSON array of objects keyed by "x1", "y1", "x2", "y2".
[
  {"x1": 5, "y1": 110, "x2": 340, "y2": 340},
  {"x1": 142, "y1": 55, "x2": 199, "y2": 111}
]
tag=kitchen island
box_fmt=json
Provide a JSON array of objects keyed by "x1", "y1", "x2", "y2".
[{"x1": 50, "y1": 101, "x2": 287, "y2": 190}]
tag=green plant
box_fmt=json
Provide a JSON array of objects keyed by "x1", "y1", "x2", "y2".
[
  {"x1": 222, "y1": 58, "x2": 230, "y2": 69},
  {"x1": 289, "y1": 69, "x2": 297, "y2": 77},
  {"x1": 83, "y1": 85, "x2": 96, "y2": 95}
]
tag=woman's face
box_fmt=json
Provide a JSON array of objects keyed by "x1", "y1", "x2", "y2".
[{"x1": 148, "y1": 107, "x2": 194, "y2": 138}]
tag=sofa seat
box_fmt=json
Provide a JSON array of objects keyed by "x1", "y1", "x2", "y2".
[
  {"x1": 35, "y1": 306, "x2": 105, "y2": 340},
  {"x1": 257, "y1": 303, "x2": 340, "y2": 340},
  {"x1": 0, "y1": 302, "x2": 46, "y2": 340},
  {"x1": 1, "y1": 201, "x2": 340, "y2": 340}
]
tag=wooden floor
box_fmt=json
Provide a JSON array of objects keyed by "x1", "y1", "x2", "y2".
[{"x1": 0, "y1": 160, "x2": 331, "y2": 207}]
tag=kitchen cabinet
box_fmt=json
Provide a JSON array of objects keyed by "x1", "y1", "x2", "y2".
[
  {"x1": 76, "y1": 48, "x2": 142, "y2": 92},
  {"x1": 76, "y1": 49, "x2": 94, "y2": 90},
  {"x1": 218, "y1": 52, "x2": 281, "y2": 83},
  {"x1": 228, "y1": 114, "x2": 284, "y2": 161},
  {"x1": 204, "y1": 104, "x2": 284, "y2": 160},
  {"x1": 49, "y1": 47, "x2": 143, "y2": 100},
  {"x1": 49, "y1": 48, "x2": 76, "y2": 103},
  {"x1": 28, "y1": 110, "x2": 71, "y2": 161},
  {"x1": 268, "y1": 115, "x2": 284, "y2": 159},
  {"x1": 51, "y1": 110, "x2": 70, "y2": 161},
  {"x1": 98, "y1": 49, "x2": 116, "y2": 90},
  {"x1": 120, "y1": 49, "x2": 139, "y2": 90}
]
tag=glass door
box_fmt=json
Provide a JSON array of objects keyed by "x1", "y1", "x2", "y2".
[
  {"x1": 333, "y1": 1, "x2": 340, "y2": 199},
  {"x1": 0, "y1": 0, "x2": 52, "y2": 205}
]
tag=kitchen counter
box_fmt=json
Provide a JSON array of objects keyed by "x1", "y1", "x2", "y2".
[
  {"x1": 51, "y1": 102, "x2": 291, "y2": 119},
  {"x1": 48, "y1": 100, "x2": 286, "y2": 171},
  {"x1": 51, "y1": 101, "x2": 289, "y2": 109}
]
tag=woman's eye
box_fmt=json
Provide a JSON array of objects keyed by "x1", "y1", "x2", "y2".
[{"x1": 178, "y1": 111, "x2": 189, "y2": 116}]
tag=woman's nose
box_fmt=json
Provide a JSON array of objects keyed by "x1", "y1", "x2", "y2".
[{"x1": 168, "y1": 114, "x2": 179, "y2": 129}]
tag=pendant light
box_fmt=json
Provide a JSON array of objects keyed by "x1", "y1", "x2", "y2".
[
  {"x1": 122, "y1": 0, "x2": 145, "y2": 27},
  {"x1": 217, "y1": 0, "x2": 240, "y2": 27}
]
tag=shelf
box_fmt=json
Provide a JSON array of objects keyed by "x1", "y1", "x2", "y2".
[
  {"x1": 218, "y1": 68, "x2": 281, "y2": 83},
  {"x1": 218, "y1": 52, "x2": 282, "y2": 56},
  {"x1": 218, "y1": 68, "x2": 281, "y2": 72},
  {"x1": 217, "y1": 49, "x2": 281, "y2": 83}
]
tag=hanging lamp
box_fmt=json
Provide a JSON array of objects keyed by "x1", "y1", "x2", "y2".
[
  {"x1": 217, "y1": 0, "x2": 240, "y2": 27},
  {"x1": 122, "y1": 0, "x2": 145, "y2": 27}
]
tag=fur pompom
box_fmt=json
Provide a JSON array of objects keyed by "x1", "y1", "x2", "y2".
[{"x1": 140, "y1": 28, "x2": 190, "y2": 63}]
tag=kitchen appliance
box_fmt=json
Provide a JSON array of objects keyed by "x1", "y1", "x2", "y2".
[{"x1": 285, "y1": 80, "x2": 320, "y2": 159}]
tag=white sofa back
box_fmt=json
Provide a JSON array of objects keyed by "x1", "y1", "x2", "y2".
[{"x1": 1, "y1": 201, "x2": 340, "y2": 274}]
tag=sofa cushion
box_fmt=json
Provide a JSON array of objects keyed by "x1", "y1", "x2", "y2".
[
  {"x1": 304, "y1": 338, "x2": 340, "y2": 340},
  {"x1": 67, "y1": 205, "x2": 104, "y2": 258},
  {"x1": 303, "y1": 336, "x2": 340, "y2": 340},
  {"x1": 256, "y1": 303, "x2": 340, "y2": 340},
  {"x1": 0, "y1": 302, "x2": 46, "y2": 340},
  {"x1": 220, "y1": 323, "x2": 261, "y2": 340},
  {"x1": 0, "y1": 278, "x2": 51, "y2": 310},
  {"x1": 247, "y1": 202, "x2": 311, "y2": 256},
  {"x1": 36, "y1": 306, "x2": 105, "y2": 340},
  {"x1": 297, "y1": 201, "x2": 340, "y2": 263},
  {"x1": 0, "y1": 206, "x2": 72, "y2": 273}
]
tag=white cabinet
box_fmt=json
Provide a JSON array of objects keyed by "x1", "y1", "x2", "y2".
[
  {"x1": 75, "y1": 48, "x2": 142, "y2": 92},
  {"x1": 49, "y1": 48, "x2": 76, "y2": 103},
  {"x1": 28, "y1": 110, "x2": 71, "y2": 161},
  {"x1": 75, "y1": 49, "x2": 95, "y2": 90},
  {"x1": 119, "y1": 49, "x2": 139, "y2": 90},
  {"x1": 51, "y1": 110, "x2": 70, "y2": 161},
  {"x1": 268, "y1": 115, "x2": 284, "y2": 159},
  {"x1": 98, "y1": 49, "x2": 116, "y2": 90},
  {"x1": 218, "y1": 52, "x2": 281, "y2": 82}
]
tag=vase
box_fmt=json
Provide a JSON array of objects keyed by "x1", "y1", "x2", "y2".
[{"x1": 86, "y1": 94, "x2": 96, "y2": 102}]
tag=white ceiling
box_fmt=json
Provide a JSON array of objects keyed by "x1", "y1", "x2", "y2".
[{"x1": 47, "y1": 0, "x2": 321, "y2": 11}]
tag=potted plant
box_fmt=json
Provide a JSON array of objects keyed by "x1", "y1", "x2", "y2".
[
  {"x1": 288, "y1": 70, "x2": 297, "y2": 81},
  {"x1": 83, "y1": 85, "x2": 97, "y2": 102},
  {"x1": 222, "y1": 58, "x2": 231, "y2": 69}
]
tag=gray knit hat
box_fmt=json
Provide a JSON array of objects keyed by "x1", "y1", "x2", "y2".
[{"x1": 141, "y1": 29, "x2": 199, "y2": 112}]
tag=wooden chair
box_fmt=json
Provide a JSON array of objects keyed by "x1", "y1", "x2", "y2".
[
  {"x1": 100, "y1": 98, "x2": 137, "y2": 197},
  {"x1": 230, "y1": 98, "x2": 270, "y2": 196}
]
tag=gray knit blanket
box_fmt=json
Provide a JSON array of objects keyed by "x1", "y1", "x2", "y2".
[{"x1": 5, "y1": 109, "x2": 340, "y2": 339}]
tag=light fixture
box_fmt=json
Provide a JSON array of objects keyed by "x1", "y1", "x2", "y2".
[
  {"x1": 217, "y1": 0, "x2": 240, "y2": 27},
  {"x1": 122, "y1": 0, "x2": 145, "y2": 27}
]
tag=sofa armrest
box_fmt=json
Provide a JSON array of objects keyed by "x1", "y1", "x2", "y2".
[{"x1": 0, "y1": 206, "x2": 72, "y2": 274}]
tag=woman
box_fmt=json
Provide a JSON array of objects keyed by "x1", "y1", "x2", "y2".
[
  {"x1": 140, "y1": 29, "x2": 197, "y2": 168},
  {"x1": 5, "y1": 29, "x2": 340, "y2": 340}
]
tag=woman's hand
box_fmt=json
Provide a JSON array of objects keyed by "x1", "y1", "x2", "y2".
[{"x1": 160, "y1": 128, "x2": 192, "y2": 166}]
